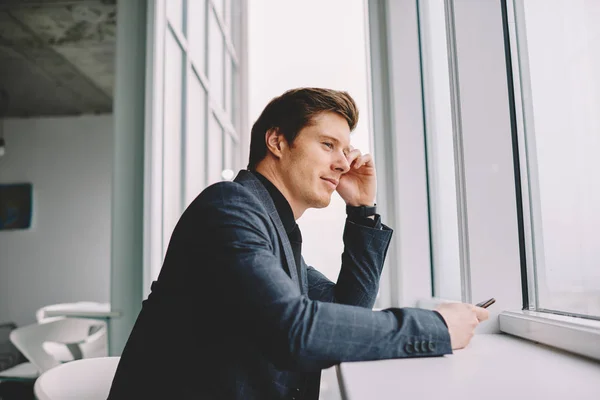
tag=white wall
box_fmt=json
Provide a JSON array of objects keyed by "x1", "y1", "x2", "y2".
[{"x1": 0, "y1": 115, "x2": 112, "y2": 327}]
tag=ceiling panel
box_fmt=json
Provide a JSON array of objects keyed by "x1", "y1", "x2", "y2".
[{"x1": 0, "y1": 0, "x2": 116, "y2": 118}]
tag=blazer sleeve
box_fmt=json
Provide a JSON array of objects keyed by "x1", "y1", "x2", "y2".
[
  {"x1": 197, "y1": 183, "x2": 452, "y2": 373},
  {"x1": 306, "y1": 218, "x2": 392, "y2": 309}
]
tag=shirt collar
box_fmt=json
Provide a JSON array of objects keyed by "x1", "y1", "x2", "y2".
[{"x1": 250, "y1": 171, "x2": 296, "y2": 235}]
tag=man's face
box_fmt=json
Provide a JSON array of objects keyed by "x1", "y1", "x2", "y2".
[{"x1": 278, "y1": 111, "x2": 352, "y2": 215}]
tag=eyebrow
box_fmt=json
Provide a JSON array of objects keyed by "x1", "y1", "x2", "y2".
[{"x1": 319, "y1": 135, "x2": 351, "y2": 154}]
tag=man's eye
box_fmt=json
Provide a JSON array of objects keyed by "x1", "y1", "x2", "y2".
[{"x1": 323, "y1": 142, "x2": 334, "y2": 149}]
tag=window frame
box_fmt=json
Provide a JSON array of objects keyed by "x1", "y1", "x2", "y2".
[
  {"x1": 367, "y1": 0, "x2": 434, "y2": 309},
  {"x1": 369, "y1": 0, "x2": 600, "y2": 360},
  {"x1": 498, "y1": 0, "x2": 600, "y2": 360},
  {"x1": 142, "y1": 0, "x2": 248, "y2": 297}
]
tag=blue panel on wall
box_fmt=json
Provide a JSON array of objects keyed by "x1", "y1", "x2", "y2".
[{"x1": 0, "y1": 183, "x2": 33, "y2": 230}]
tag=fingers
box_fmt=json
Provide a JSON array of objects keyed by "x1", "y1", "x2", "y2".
[
  {"x1": 346, "y1": 148, "x2": 374, "y2": 170},
  {"x1": 474, "y1": 306, "x2": 490, "y2": 322},
  {"x1": 346, "y1": 148, "x2": 361, "y2": 167},
  {"x1": 353, "y1": 153, "x2": 373, "y2": 169}
]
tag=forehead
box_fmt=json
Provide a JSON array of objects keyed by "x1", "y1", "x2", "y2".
[{"x1": 303, "y1": 112, "x2": 352, "y2": 147}]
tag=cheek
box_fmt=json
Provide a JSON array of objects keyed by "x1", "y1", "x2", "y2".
[{"x1": 288, "y1": 149, "x2": 322, "y2": 188}]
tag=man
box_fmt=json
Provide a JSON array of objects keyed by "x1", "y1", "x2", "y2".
[{"x1": 108, "y1": 88, "x2": 488, "y2": 400}]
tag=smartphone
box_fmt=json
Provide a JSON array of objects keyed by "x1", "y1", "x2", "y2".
[{"x1": 475, "y1": 298, "x2": 496, "y2": 308}]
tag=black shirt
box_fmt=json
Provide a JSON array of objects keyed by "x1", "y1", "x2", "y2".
[{"x1": 251, "y1": 171, "x2": 304, "y2": 287}]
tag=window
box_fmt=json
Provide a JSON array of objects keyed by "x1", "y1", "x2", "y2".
[
  {"x1": 146, "y1": 0, "x2": 246, "y2": 283},
  {"x1": 511, "y1": 0, "x2": 600, "y2": 319},
  {"x1": 366, "y1": 0, "x2": 600, "y2": 360},
  {"x1": 163, "y1": 29, "x2": 184, "y2": 253},
  {"x1": 418, "y1": 0, "x2": 463, "y2": 302},
  {"x1": 165, "y1": 0, "x2": 243, "y2": 238}
]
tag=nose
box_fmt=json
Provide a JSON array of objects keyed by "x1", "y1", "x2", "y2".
[{"x1": 333, "y1": 151, "x2": 351, "y2": 174}]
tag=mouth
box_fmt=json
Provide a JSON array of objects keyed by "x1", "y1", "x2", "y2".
[{"x1": 321, "y1": 177, "x2": 339, "y2": 189}]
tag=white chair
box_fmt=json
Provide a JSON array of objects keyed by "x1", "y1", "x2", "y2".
[
  {"x1": 9, "y1": 318, "x2": 107, "y2": 375},
  {"x1": 35, "y1": 302, "x2": 111, "y2": 323},
  {"x1": 0, "y1": 318, "x2": 106, "y2": 383},
  {"x1": 34, "y1": 356, "x2": 120, "y2": 400},
  {"x1": 0, "y1": 322, "x2": 37, "y2": 382},
  {"x1": 35, "y1": 302, "x2": 110, "y2": 362},
  {"x1": 0, "y1": 359, "x2": 39, "y2": 381}
]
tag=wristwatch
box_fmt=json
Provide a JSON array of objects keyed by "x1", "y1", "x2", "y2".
[{"x1": 346, "y1": 204, "x2": 377, "y2": 219}]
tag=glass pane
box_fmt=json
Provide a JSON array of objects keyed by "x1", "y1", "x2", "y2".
[
  {"x1": 163, "y1": 31, "x2": 184, "y2": 254},
  {"x1": 418, "y1": 0, "x2": 462, "y2": 301},
  {"x1": 208, "y1": 112, "x2": 223, "y2": 185},
  {"x1": 188, "y1": 0, "x2": 207, "y2": 76},
  {"x1": 185, "y1": 71, "x2": 207, "y2": 206},
  {"x1": 223, "y1": 132, "x2": 233, "y2": 172},
  {"x1": 167, "y1": 0, "x2": 184, "y2": 33},
  {"x1": 225, "y1": 52, "x2": 233, "y2": 116},
  {"x1": 232, "y1": 63, "x2": 238, "y2": 127},
  {"x1": 516, "y1": 0, "x2": 600, "y2": 317},
  {"x1": 209, "y1": 10, "x2": 224, "y2": 109},
  {"x1": 212, "y1": 0, "x2": 225, "y2": 19},
  {"x1": 231, "y1": 0, "x2": 240, "y2": 50},
  {"x1": 225, "y1": 0, "x2": 232, "y2": 33}
]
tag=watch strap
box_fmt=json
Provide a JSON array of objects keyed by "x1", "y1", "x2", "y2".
[{"x1": 346, "y1": 204, "x2": 377, "y2": 219}]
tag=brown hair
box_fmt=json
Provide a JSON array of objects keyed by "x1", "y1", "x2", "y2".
[{"x1": 247, "y1": 87, "x2": 359, "y2": 170}]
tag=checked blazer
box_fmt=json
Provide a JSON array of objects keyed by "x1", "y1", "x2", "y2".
[{"x1": 107, "y1": 170, "x2": 451, "y2": 400}]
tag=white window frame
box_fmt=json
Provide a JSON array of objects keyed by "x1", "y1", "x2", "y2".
[
  {"x1": 143, "y1": 0, "x2": 249, "y2": 299},
  {"x1": 144, "y1": 0, "x2": 167, "y2": 302},
  {"x1": 368, "y1": 0, "x2": 600, "y2": 360},
  {"x1": 367, "y1": 0, "x2": 433, "y2": 309},
  {"x1": 498, "y1": 0, "x2": 600, "y2": 360},
  {"x1": 440, "y1": 0, "x2": 524, "y2": 334}
]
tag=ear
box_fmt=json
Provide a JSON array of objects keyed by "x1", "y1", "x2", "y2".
[{"x1": 265, "y1": 128, "x2": 285, "y2": 158}]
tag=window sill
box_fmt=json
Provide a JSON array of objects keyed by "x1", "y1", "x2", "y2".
[
  {"x1": 499, "y1": 310, "x2": 600, "y2": 362},
  {"x1": 337, "y1": 333, "x2": 600, "y2": 400}
]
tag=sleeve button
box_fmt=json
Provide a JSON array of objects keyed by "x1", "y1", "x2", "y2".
[{"x1": 413, "y1": 342, "x2": 422, "y2": 353}]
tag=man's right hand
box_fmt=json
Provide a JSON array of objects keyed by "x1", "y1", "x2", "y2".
[{"x1": 435, "y1": 303, "x2": 489, "y2": 350}]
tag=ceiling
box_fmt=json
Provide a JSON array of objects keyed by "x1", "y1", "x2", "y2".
[{"x1": 0, "y1": 0, "x2": 116, "y2": 118}]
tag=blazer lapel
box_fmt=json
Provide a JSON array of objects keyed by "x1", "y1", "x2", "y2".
[
  {"x1": 234, "y1": 170, "x2": 305, "y2": 294},
  {"x1": 268, "y1": 210, "x2": 303, "y2": 293}
]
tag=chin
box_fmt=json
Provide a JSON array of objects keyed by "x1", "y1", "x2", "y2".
[{"x1": 312, "y1": 195, "x2": 331, "y2": 209}]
